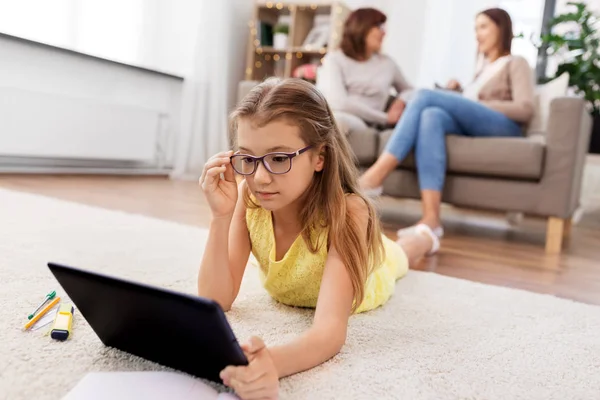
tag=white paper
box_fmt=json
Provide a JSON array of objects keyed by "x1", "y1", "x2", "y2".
[
  {"x1": 63, "y1": 371, "x2": 239, "y2": 400},
  {"x1": 30, "y1": 308, "x2": 58, "y2": 331}
]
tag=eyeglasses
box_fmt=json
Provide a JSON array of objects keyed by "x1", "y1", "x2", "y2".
[{"x1": 230, "y1": 145, "x2": 313, "y2": 176}]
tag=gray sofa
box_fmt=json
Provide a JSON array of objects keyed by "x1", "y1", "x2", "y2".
[
  {"x1": 338, "y1": 98, "x2": 592, "y2": 254},
  {"x1": 237, "y1": 80, "x2": 592, "y2": 254}
]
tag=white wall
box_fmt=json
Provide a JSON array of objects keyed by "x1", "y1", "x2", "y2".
[
  {"x1": 383, "y1": 1, "x2": 428, "y2": 86},
  {"x1": 0, "y1": 35, "x2": 183, "y2": 171},
  {"x1": 140, "y1": 0, "x2": 203, "y2": 77},
  {"x1": 382, "y1": 0, "x2": 544, "y2": 88},
  {"x1": 226, "y1": 0, "x2": 254, "y2": 112},
  {"x1": 0, "y1": 0, "x2": 202, "y2": 77},
  {"x1": 415, "y1": 0, "x2": 502, "y2": 88}
]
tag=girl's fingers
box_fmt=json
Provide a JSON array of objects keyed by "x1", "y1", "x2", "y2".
[
  {"x1": 206, "y1": 166, "x2": 227, "y2": 176},
  {"x1": 204, "y1": 157, "x2": 232, "y2": 171},
  {"x1": 200, "y1": 152, "x2": 233, "y2": 185},
  {"x1": 202, "y1": 166, "x2": 227, "y2": 191},
  {"x1": 223, "y1": 160, "x2": 236, "y2": 183}
]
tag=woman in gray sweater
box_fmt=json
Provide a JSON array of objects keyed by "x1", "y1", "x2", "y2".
[{"x1": 318, "y1": 8, "x2": 414, "y2": 131}]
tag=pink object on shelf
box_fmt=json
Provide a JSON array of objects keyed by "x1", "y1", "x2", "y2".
[{"x1": 293, "y1": 64, "x2": 318, "y2": 80}]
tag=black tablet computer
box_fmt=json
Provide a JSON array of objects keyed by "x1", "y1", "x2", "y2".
[{"x1": 47, "y1": 262, "x2": 248, "y2": 383}]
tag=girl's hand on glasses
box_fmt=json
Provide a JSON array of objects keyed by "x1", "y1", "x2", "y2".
[{"x1": 200, "y1": 151, "x2": 238, "y2": 219}]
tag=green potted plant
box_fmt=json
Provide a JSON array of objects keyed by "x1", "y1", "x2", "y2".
[
  {"x1": 273, "y1": 23, "x2": 289, "y2": 50},
  {"x1": 536, "y1": 1, "x2": 600, "y2": 153}
]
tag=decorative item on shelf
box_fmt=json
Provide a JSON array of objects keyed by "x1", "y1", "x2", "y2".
[
  {"x1": 302, "y1": 24, "x2": 331, "y2": 49},
  {"x1": 253, "y1": 20, "x2": 273, "y2": 47},
  {"x1": 293, "y1": 63, "x2": 318, "y2": 83},
  {"x1": 273, "y1": 23, "x2": 289, "y2": 50}
]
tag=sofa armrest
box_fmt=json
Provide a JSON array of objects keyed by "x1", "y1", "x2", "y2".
[{"x1": 537, "y1": 97, "x2": 593, "y2": 218}]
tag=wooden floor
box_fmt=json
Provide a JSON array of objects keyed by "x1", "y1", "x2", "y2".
[{"x1": 2, "y1": 175, "x2": 599, "y2": 306}]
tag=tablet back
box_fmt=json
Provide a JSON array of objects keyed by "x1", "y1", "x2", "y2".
[{"x1": 48, "y1": 262, "x2": 248, "y2": 383}]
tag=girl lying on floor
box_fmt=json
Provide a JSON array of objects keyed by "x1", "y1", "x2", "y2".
[{"x1": 198, "y1": 78, "x2": 438, "y2": 400}]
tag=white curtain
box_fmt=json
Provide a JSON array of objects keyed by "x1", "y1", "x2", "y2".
[{"x1": 171, "y1": 0, "x2": 252, "y2": 180}]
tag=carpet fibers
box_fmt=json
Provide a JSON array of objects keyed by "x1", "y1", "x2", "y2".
[{"x1": 1, "y1": 188, "x2": 599, "y2": 400}]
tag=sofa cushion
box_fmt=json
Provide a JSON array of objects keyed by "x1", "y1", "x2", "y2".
[
  {"x1": 347, "y1": 127, "x2": 379, "y2": 165},
  {"x1": 378, "y1": 130, "x2": 545, "y2": 180},
  {"x1": 527, "y1": 72, "x2": 570, "y2": 135}
]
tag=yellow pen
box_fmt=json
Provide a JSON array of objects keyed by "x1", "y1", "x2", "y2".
[{"x1": 24, "y1": 297, "x2": 60, "y2": 330}]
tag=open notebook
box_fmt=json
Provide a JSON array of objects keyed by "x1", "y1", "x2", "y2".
[{"x1": 64, "y1": 371, "x2": 239, "y2": 400}]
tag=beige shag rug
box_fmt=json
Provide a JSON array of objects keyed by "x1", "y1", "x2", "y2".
[{"x1": 1, "y1": 188, "x2": 599, "y2": 400}]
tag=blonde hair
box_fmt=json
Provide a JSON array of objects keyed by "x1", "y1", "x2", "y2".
[{"x1": 230, "y1": 78, "x2": 385, "y2": 313}]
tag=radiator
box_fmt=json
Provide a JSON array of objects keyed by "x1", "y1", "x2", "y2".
[{"x1": 0, "y1": 86, "x2": 163, "y2": 162}]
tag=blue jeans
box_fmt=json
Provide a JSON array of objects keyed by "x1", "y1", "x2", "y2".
[{"x1": 384, "y1": 89, "x2": 523, "y2": 191}]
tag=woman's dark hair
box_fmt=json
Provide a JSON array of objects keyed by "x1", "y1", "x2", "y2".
[
  {"x1": 479, "y1": 8, "x2": 513, "y2": 55},
  {"x1": 340, "y1": 7, "x2": 386, "y2": 60}
]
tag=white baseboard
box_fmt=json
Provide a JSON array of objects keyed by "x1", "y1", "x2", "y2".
[
  {"x1": 0, "y1": 166, "x2": 171, "y2": 175},
  {"x1": 0, "y1": 156, "x2": 172, "y2": 175}
]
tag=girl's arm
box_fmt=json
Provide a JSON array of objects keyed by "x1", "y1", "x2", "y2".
[
  {"x1": 198, "y1": 181, "x2": 251, "y2": 311},
  {"x1": 269, "y1": 195, "x2": 369, "y2": 378}
]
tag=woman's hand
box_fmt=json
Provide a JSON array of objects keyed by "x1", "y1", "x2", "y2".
[
  {"x1": 446, "y1": 79, "x2": 462, "y2": 91},
  {"x1": 200, "y1": 151, "x2": 238, "y2": 219},
  {"x1": 386, "y1": 98, "x2": 405, "y2": 125},
  {"x1": 221, "y1": 337, "x2": 279, "y2": 400}
]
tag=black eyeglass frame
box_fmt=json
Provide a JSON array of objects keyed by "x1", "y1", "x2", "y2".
[{"x1": 229, "y1": 145, "x2": 313, "y2": 176}]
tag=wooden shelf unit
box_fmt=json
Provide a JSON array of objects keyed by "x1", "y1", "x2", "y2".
[{"x1": 245, "y1": 1, "x2": 350, "y2": 81}]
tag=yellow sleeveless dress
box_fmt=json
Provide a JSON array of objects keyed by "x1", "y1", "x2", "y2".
[{"x1": 246, "y1": 206, "x2": 409, "y2": 314}]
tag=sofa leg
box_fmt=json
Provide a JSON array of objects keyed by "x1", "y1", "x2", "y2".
[
  {"x1": 545, "y1": 217, "x2": 566, "y2": 254},
  {"x1": 563, "y1": 219, "x2": 572, "y2": 239}
]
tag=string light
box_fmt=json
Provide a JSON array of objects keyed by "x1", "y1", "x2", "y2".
[
  {"x1": 310, "y1": 4, "x2": 317, "y2": 10},
  {"x1": 254, "y1": 39, "x2": 260, "y2": 46},
  {"x1": 266, "y1": 2, "x2": 273, "y2": 8},
  {"x1": 285, "y1": 53, "x2": 292, "y2": 60},
  {"x1": 265, "y1": 54, "x2": 272, "y2": 61},
  {"x1": 320, "y1": 57, "x2": 325, "y2": 63},
  {"x1": 319, "y1": 48, "x2": 326, "y2": 54},
  {"x1": 296, "y1": 52, "x2": 303, "y2": 58},
  {"x1": 276, "y1": 2, "x2": 283, "y2": 10},
  {"x1": 256, "y1": 47, "x2": 263, "y2": 54},
  {"x1": 251, "y1": 28, "x2": 257, "y2": 35},
  {"x1": 246, "y1": 68, "x2": 252, "y2": 75},
  {"x1": 255, "y1": 61, "x2": 262, "y2": 68},
  {"x1": 273, "y1": 54, "x2": 280, "y2": 61}
]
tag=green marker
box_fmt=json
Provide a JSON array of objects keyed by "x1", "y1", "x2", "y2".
[{"x1": 28, "y1": 291, "x2": 57, "y2": 320}]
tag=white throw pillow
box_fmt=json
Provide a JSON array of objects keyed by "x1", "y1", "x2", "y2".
[{"x1": 527, "y1": 72, "x2": 570, "y2": 134}]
